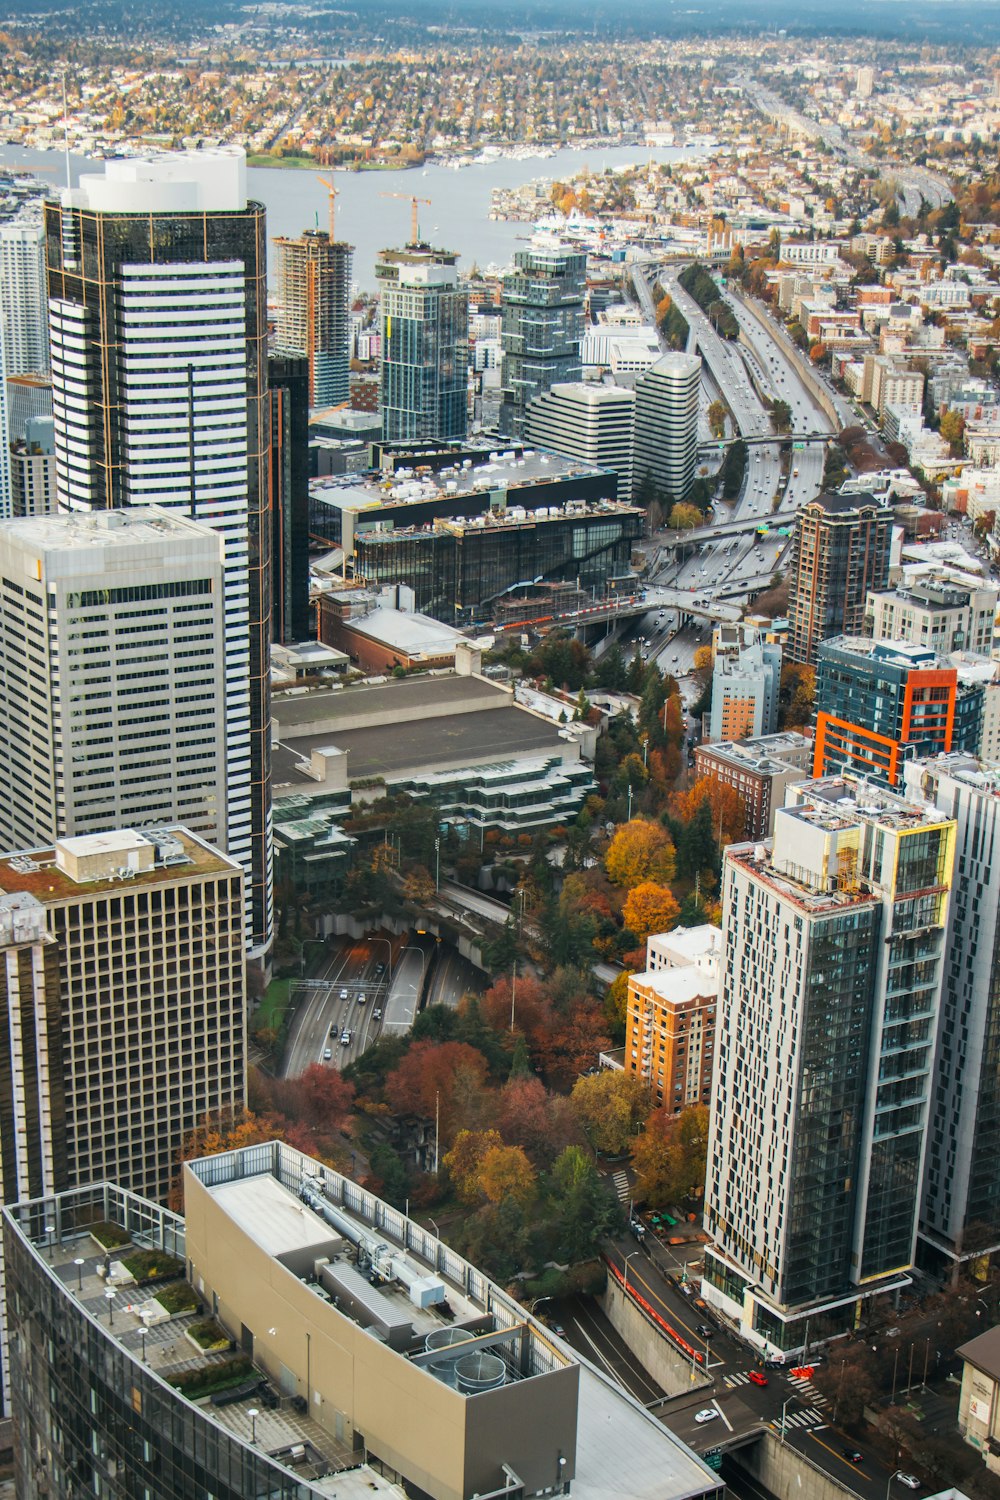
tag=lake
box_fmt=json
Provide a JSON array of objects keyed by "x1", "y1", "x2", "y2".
[{"x1": 0, "y1": 139, "x2": 698, "y2": 290}]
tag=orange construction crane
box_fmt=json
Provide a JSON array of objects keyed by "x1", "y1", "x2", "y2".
[
  {"x1": 317, "y1": 172, "x2": 339, "y2": 241},
  {"x1": 379, "y1": 192, "x2": 431, "y2": 245}
]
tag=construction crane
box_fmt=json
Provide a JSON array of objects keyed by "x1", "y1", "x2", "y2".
[
  {"x1": 379, "y1": 192, "x2": 432, "y2": 246},
  {"x1": 317, "y1": 172, "x2": 339, "y2": 241}
]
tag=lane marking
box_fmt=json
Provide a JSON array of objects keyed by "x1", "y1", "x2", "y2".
[
  {"x1": 712, "y1": 1398, "x2": 733, "y2": 1432},
  {"x1": 806, "y1": 1429, "x2": 871, "y2": 1480}
]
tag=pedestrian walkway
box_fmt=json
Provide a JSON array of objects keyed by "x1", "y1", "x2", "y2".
[
  {"x1": 611, "y1": 1169, "x2": 630, "y2": 1202},
  {"x1": 770, "y1": 1407, "x2": 827, "y2": 1432},
  {"x1": 724, "y1": 1371, "x2": 753, "y2": 1387},
  {"x1": 787, "y1": 1373, "x2": 829, "y2": 1407}
]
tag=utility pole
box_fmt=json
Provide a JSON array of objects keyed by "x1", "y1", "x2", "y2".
[{"x1": 433, "y1": 1091, "x2": 440, "y2": 1174}]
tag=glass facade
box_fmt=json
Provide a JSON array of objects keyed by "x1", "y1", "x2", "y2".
[
  {"x1": 499, "y1": 249, "x2": 586, "y2": 438},
  {"x1": 269, "y1": 354, "x2": 311, "y2": 645},
  {"x1": 377, "y1": 252, "x2": 468, "y2": 443},
  {"x1": 787, "y1": 499, "x2": 892, "y2": 667},
  {"x1": 356, "y1": 509, "x2": 644, "y2": 624}
]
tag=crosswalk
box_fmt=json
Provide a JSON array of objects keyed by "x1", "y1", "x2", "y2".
[
  {"x1": 787, "y1": 1373, "x2": 829, "y2": 1407},
  {"x1": 771, "y1": 1408, "x2": 827, "y2": 1432},
  {"x1": 611, "y1": 1169, "x2": 630, "y2": 1202}
]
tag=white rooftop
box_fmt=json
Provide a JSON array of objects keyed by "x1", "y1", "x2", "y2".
[
  {"x1": 0, "y1": 506, "x2": 217, "y2": 555},
  {"x1": 65, "y1": 148, "x2": 248, "y2": 215},
  {"x1": 351, "y1": 607, "x2": 470, "y2": 656},
  {"x1": 647, "y1": 923, "x2": 722, "y2": 971},
  {"x1": 208, "y1": 1174, "x2": 336, "y2": 1259},
  {"x1": 633, "y1": 966, "x2": 720, "y2": 1006},
  {"x1": 56, "y1": 830, "x2": 150, "y2": 860}
]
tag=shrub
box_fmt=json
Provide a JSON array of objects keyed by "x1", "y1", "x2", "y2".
[
  {"x1": 155, "y1": 1281, "x2": 200, "y2": 1315},
  {"x1": 165, "y1": 1354, "x2": 253, "y2": 1399},
  {"x1": 187, "y1": 1318, "x2": 230, "y2": 1351},
  {"x1": 121, "y1": 1249, "x2": 185, "y2": 1285},
  {"x1": 90, "y1": 1221, "x2": 130, "y2": 1251}
]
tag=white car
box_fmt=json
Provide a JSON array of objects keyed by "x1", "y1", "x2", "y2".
[
  {"x1": 339, "y1": 988, "x2": 348, "y2": 1001},
  {"x1": 895, "y1": 1479, "x2": 920, "y2": 1492},
  {"x1": 694, "y1": 1409, "x2": 718, "y2": 1425}
]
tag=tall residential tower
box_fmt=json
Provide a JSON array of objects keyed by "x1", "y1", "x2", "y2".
[
  {"x1": 43, "y1": 150, "x2": 272, "y2": 954},
  {"x1": 377, "y1": 244, "x2": 468, "y2": 442},
  {"x1": 273, "y1": 229, "x2": 353, "y2": 407},
  {"x1": 786, "y1": 491, "x2": 892, "y2": 667},
  {"x1": 633, "y1": 352, "x2": 701, "y2": 506},
  {"x1": 498, "y1": 245, "x2": 586, "y2": 437}
]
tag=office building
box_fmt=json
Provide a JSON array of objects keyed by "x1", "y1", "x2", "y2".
[
  {"x1": 693, "y1": 732, "x2": 812, "y2": 840},
  {"x1": 634, "y1": 352, "x2": 700, "y2": 504},
  {"x1": 868, "y1": 572, "x2": 998, "y2": 659},
  {"x1": 377, "y1": 244, "x2": 469, "y2": 442},
  {"x1": 709, "y1": 633, "x2": 781, "y2": 742},
  {"x1": 3, "y1": 1145, "x2": 721, "y2": 1500},
  {"x1": 0, "y1": 330, "x2": 9, "y2": 518},
  {"x1": 0, "y1": 214, "x2": 48, "y2": 378},
  {"x1": 957, "y1": 1325, "x2": 1000, "y2": 1477},
  {"x1": 310, "y1": 446, "x2": 617, "y2": 558},
  {"x1": 0, "y1": 508, "x2": 227, "y2": 857},
  {"x1": 498, "y1": 246, "x2": 586, "y2": 437},
  {"x1": 269, "y1": 353, "x2": 311, "y2": 643},
  {"x1": 9, "y1": 414, "x2": 56, "y2": 516},
  {"x1": 856, "y1": 66, "x2": 875, "y2": 99},
  {"x1": 5, "y1": 373, "x2": 51, "y2": 442},
  {"x1": 904, "y1": 755, "x2": 1000, "y2": 1281},
  {"x1": 44, "y1": 150, "x2": 272, "y2": 954},
  {"x1": 273, "y1": 229, "x2": 353, "y2": 407},
  {"x1": 787, "y1": 491, "x2": 892, "y2": 666},
  {"x1": 703, "y1": 778, "x2": 955, "y2": 1353},
  {"x1": 625, "y1": 926, "x2": 721, "y2": 1109},
  {"x1": 0, "y1": 827, "x2": 244, "y2": 1208},
  {"x1": 353, "y1": 499, "x2": 644, "y2": 625},
  {"x1": 814, "y1": 637, "x2": 961, "y2": 787},
  {"x1": 524, "y1": 382, "x2": 636, "y2": 504}
]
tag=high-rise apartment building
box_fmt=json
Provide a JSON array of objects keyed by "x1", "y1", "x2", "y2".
[
  {"x1": 377, "y1": 244, "x2": 468, "y2": 442},
  {"x1": 693, "y1": 732, "x2": 812, "y2": 840},
  {"x1": 904, "y1": 755, "x2": 1000, "y2": 1281},
  {"x1": 9, "y1": 415, "x2": 56, "y2": 517},
  {"x1": 498, "y1": 246, "x2": 586, "y2": 437},
  {"x1": 0, "y1": 214, "x2": 49, "y2": 379},
  {"x1": 273, "y1": 229, "x2": 353, "y2": 407},
  {"x1": 524, "y1": 382, "x2": 636, "y2": 504},
  {"x1": 0, "y1": 827, "x2": 245, "y2": 1207},
  {"x1": 624, "y1": 926, "x2": 720, "y2": 1109},
  {"x1": 5, "y1": 373, "x2": 51, "y2": 442},
  {"x1": 786, "y1": 491, "x2": 892, "y2": 666},
  {"x1": 0, "y1": 508, "x2": 227, "y2": 857},
  {"x1": 634, "y1": 352, "x2": 700, "y2": 505},
  {"x1": 868, "y1": 572, "x2": 998, "y2": 659},
  {"x1": 856, "y1": 66, "x2": 875, "y2": 99},
  {"x1": 709, "y1": 630, "x2": 782, "y2": 742},
  {"x1": 269, "y1": 353, "x2": 311, "y2": 643},
  {"x1": 703, "y1": 778, "x2": 955, "y2": 1353},
  {"x1": 0, "y1": 328, "x2": 9, "y2": 518},
  {"x1": 44, "y1": 150, "x2": 272, "y2": 954}
]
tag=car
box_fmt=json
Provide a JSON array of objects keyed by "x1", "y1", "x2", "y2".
[
  {"x1": 373, "y1": 1007, "x2": 382, "y2": 1020},
  {"x1": 695, "y1": 1324, "x2": 715, "y2": 1339},
  {"x1": 629, "y1": 1219, "x2": 646, "y2": 1242},
  {"x1": 748, "y1": 1370, "x2": 768, "y2": 1387},
  {"x1": 340, "y1": 1030, "x2": 352, "y2": 1046},
  {"x1": 323, "y1": 1048, "x2": 333, "y2": 1060},
  {"x1": 842, "y1": 1449, "x2": 864, "y2": 1465},
  {"x1": 358, "y1": 992, "x2": 366, "y2": 1005},
  {"x1": 339, "y1": 988, "x2": 348, "y2": 1001},
  {"x1": 694, "y1": 1409, "x2": 718, "y2": 1425},
  {"x1": 895, "y1": 1477, "x2": 920, "y2": 1491}
]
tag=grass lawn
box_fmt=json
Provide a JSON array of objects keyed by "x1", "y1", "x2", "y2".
[
  {"x1": 246, "y1": 153, "x2": 316, "y2": 169},
  {"x1": 255, "y1": 977, "x2": 292, "y2": 1033}
]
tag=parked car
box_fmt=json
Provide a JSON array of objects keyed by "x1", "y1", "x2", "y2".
[
  {"x1": 748, "y1": 1371, "x2": 768, "y2": 1387},
  {"x1": 694, "y1": 1410, "x2": 718, "y2": 1425}
]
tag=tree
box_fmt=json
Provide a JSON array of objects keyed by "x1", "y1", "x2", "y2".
[
  {"x1": 570, "y1": 1071, "x2": 651, "y2": 1154},
  {"x1": 549, "y1": 1146, "x2": 623, "y2": 1261},
  {"x1": 477, "y1": 1144, "x2": 537, "y2": 1207},
  {"x1": 443, "y1": 1129, "x2": 505, "y2": 1203},
  {"x1": 622, "y1": 881, "x2": 681, "y2": 943},
  {"x1": 770, "y1": 399, "x2": 792, "y2": 432},
  {"x1": 385, "y1": 1041, "x2": 489, "y2": 1141},
  {"x1": 403, "y1": 865, "x2": 436, "y2": 905},
  {"x1": 669, "y1": 502, "x2": 702, "y2": 530},
  {"x1": 675, "y1": 800, "x2": 721, "y2": 883},
  {"x1": 670, "y1": 776, "x2": 746, "y2": 847},
  {"x1": 288, "y1": 1065, "x2": 356, "y2": 1135},
  {"x1": 604, "y1": 818, "x2": 676, "y2": 888},
  {"x1": 940, "y1": 408, "x2": 966, "y2": 456},
  {"x1": 631, "y1": 1104, "x2": 710, "y2": 1206},
  {"x1": 779, "y1": 662, "x2": 816, "y2": 730},
  {"x1": 707, "y1": 400, "x2": 727, "y2": 439}
]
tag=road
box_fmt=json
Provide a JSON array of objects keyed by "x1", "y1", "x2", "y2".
[{"x1": 283, "y1": 935, "x2": 391, "y2": 1077}]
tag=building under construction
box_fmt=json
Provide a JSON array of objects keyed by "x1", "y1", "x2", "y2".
[{"x1": 273, "y1": 229, "x2": 353, "y2": 407}]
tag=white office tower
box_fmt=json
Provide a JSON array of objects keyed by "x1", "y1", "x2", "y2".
[
  {"x1": 634, "y1": 351, "x2": 701, "y2": 505},
  {"x1": 0, "y1": 329, "x2": 9, "y2": 518},
  {"x1": 0, "y1": 215, "x2": 49, "y2": 377},
  {"x1": 703, "y1": 778, "x2": 955, "y2": 1356},
  {"x1": 0, "y1": 509, "x2": 227, "y2": 860},
  {"x1": 904, "y1": 755, "x2": 1000, "y2": 1281},
  {"x1": 524, "y1": 382, "x2": 635, "y2": 504},
  {"x1": 44, "y1": 150, "x2": 272, "y2": 954}
]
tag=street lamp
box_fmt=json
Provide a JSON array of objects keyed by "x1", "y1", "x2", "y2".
[
  {"x1": 74, "y1": 1257, "x2": 85, "y2": 1292},
  {"x1": 366, "y1": 933, "x2": 394, "y2": 985},
  {"x1": 623, "y1": 1251, "x2": 640, "y2": 1297},
  {"x1": 44, "y1": 1222, "x2": 54, "y2": 1261},
  {"x1": 104, "y1": 1287, "x2": 116, "y2": 1326},
  {"x1": 248, "y1": 1406, "x2": 260, "y2": 1445},
  {"x1": 780, "y1": 1396, "x2": 794, "y2": 1444},
  {"x1": 888, "y1": 1472, "x2": 906, "y2": 1498}
]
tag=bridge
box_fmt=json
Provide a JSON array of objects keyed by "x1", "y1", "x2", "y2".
[
  {"x1": 493, "y1": 587, "x2": 748, "y2": 632},
  {"x1": 663, "y1": 511, "x2": 799, "y2": 546},
  {"x1": 698, "y1": 432, "x2": 833, "y2": 455}
]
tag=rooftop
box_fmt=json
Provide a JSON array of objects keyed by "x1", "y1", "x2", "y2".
[
  {"x1": 0, "y1": 828, "x2": 237, "y2": 904},
  {"x1": 273, "y1": 673, "x2": 511, "y2": 732},
  {"x1": 343, "y1": 607, "x2": 470, "y2": 656},
  {"x1": 311, "y1": 448, "x2": 617, "y2": 514},
  {"x1": 957, "y1": 1324, "x2": 1000, "y2": 1382},
  {"x1": 631, "y1": 966, "x2": 719, "y2": 1006},
  {"x1": 0, "y1": 505, "x2": 217, "y2": 555}
]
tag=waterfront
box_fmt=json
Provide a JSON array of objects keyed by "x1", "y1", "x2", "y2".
[{"x1": 0, "y1": 139, "x2": 698, "y2": 289}]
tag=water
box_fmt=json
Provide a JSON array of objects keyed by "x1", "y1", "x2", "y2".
[{"x1": 0, "y1": 139, "x2": 698, "y2": 289}]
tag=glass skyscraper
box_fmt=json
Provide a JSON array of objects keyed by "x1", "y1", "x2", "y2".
[
  {"x1": 377, "y1": 245, "x2": 468, "y2": 442},
  {"x1": 499, "y1": 247, "x2": 586, "y2": 438}
]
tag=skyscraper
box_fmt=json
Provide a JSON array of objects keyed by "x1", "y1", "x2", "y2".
[
  {"x1": 709, "y1": 629, "x2": 782, "y2": 742},
  {"x1": 904, "y1": 755, "x2": 1000, "y2": 1282},
  {"x1": 524, "y1": 382, "x2": 635, "y2": 504},
  {"x1": 0, "y1": 214, "x2": 49, "y2": 378},
  {"x1": 633, "y1": 352, "x2": 700, "y2": 506},
  {"x1": 786, "y1": 491, "x2": 891, "y2": 666},
  {"x1": 269, "y1": 353, "x2": 311, "y2": 643},
  {"x1": 0, "y1": 326, "x2": 10, "y2": 518},
  {"x1": 703, "y1": 777, "x2": 954, "y2": 1353},
  {"x1": 273, "y1": 229, "x2": 353, "y2": 407},
  {"x1": 43, "y1": 150, "x2": 272, "y2": 954},
  {"x1": 377, "y1": 244, "x2": 468, "y2": 442},
  {"x1": 0, "y1": 508, "x2": 227, "y2": 858},
  {"x1": 498, "y1": 245, "x2": 586, "y2": 437}
]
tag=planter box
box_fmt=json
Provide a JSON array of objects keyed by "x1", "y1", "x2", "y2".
[{"x1": 138, "y1": 1300, "x2": 171, "y2": 1327}]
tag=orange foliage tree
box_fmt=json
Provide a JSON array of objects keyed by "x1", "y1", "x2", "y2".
[
  {"x1": 385, "y1": 1040, "x2": 489, "y2": 1142},
  {"x1": 604, "y1": 817, "x2": 676, "y2": 888},
  {"x1": 670, "y1": 776, "x2": 746, "y2": 847},
  {"x1": 622, "y1": 881, "x2": 681, "y2": 944}
]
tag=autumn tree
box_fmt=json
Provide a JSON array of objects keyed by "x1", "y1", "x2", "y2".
[
  {"x1": 779, "y1": 662, "x2": 816, "y2": 730},
  {"x1": 669, "y1": 502, "x2": 702, "y2": 530},
  {"x1": 707, "y1": 400, "x2": 727, "y2": 439},
  {"x1": 478, "y1": 1144, "x2": 537, "y2": 1207},
  {"x1": 605, "y1": 817, "x2": 676, "y2": 888},
  {"x1": 570, "y1": 1071, "x2": 651, "y2": 1154},
  {"x1": 385, "y1": 1040, "x2": 489, "y2": 1141},
  {"x1": 632, "y1": 1104, "x2": 710, "y2": 1207},
  {"x1": 940, "y1": 408, "x2": 966, "y2": 456},
  {"x1": 622, "y1": 881, "x2": 681, "y2": 944},
  {"x1": 442, "y1": 1128, "x2": 505, "y2": 1203},
  {"x1": 671, "y1": 776, "x2": 746, "y2": 847},
  {"x1": 268, "y1": 1065, "x2": 355, "y2": 1136}
]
